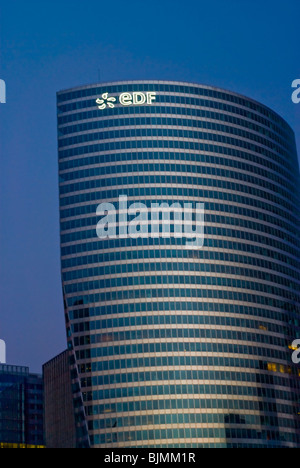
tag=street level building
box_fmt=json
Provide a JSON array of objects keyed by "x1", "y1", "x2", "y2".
[
  {"x1": 43, "y1": 350, "x2": 76, "y2": 448},
  {"x1": 0, "y1": 364, "x2": 44, "y2": 448}
]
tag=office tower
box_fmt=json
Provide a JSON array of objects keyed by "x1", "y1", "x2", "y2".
[
  {"x1": 57, "y1": 81, "x2": 300, "y2": 448},
  {"x1": 43, "y1": 350, "x2": 76, "y2": 448},
  {"x1": 0, "y1": 364, "x2": 44, "y2": 448}
]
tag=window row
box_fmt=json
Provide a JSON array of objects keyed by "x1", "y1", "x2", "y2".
[
  {"x1": 89, "y1": 412, "x2": 297, "y2": 431},
  {"x1": 74, "y1": 328, "x2": 289, "y2": 353},
  {"x1": 62, "y1": 251, "x2": 300, "y2": 283},
  {"x1": 59, "y1": 174, "x2": 298, "y2": 216},
  {"x1": 58, "y1": 172, "x2": 295, "y2": 212},
  {"x1": 88, "y1": 383, "x2": 296, "y2": 405},
  {"x1": 64, "y1": 274, "x2": 300, "y2": 302},
  {"x1": 84, "y1": 355, "x2": 299, "y2": 382},
  {"x1": 70, "y1": 302, "x2": 299, "y2": 328},
  {"x1": 62, "y1": 242, "x2": 300, "y2": 278},
  {"x1": 60, "y1": 161, "x2": 295, "y2": 197},
  {"x1": 81, "y1": 368, "x2": 297, "y2": 390},
  {"x1": 86, "y1": 396, "x2": 295, "y2": 418},
  {"x1": 63, "y1": 261, "x2": 300, "y2": 288},
  {"x1": 59, "y1": 186, "x2": 299, "y2": 230},
  {"x1": 73, "y1": 314, "x2": 291, "y2": 337},
  {"x1": 59, "y1": 114, "x2": 290, "y2": 151},
  {"x1": 67, "y1": 287, "x2": 299, "y2": 310},
  {"x1": 90, "y1": 427, "x2": 299, "y2": 446},
  {"x1": 58, "y1": 123, "x2": 289, "y2": 159},
  {"x1": 61, "y1": 198, "x2": 299, "y2": 240},
  {"x1": 61, "y1": 226, "x2": 300, "y2": 261},
  {"x1": 61, "y1": 215, "x2": 299, "y2": 252},
  {"x1": 61, "y1": 237, "x2": 300, "y2": 272},
  {"x1": 84, "y1": 344, "x2": 294, "y2": 369},
  {"x1": 59, "y1": 150, "x2": 297, "y2": 188},
  {"x1": 60, "y1": 177, "x2": 298, "y2": 221},
  {"x1": 58, "y1": 136, "x2": 293, "y2": 175}
]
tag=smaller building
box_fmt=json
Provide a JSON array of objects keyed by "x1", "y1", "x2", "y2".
[
  {"x1": 43, "y1": 350, "x2": 76, "y2": 448},
  {"x1": 0, "y1": 364, "x2": 44, "y2": 448}
]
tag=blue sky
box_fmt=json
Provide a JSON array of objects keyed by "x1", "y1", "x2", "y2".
[{"x1": 0, "y1": 0, "x2": 299, "y2": 372}]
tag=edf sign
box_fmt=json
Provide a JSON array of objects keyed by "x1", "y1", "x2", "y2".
[
  {"x1": 119, "y1": 91, "x2": 156, "y2": 106},
  {"x1": 96, "y1": 91, "x2": 156, "y2": 110},
  {"x1": 0, "y1": 79, "x2": 6, "y2": 103}
]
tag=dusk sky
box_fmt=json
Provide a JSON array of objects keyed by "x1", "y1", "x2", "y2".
[{"x1": 0, "y1": 0, "x2": 299, "y2": 373}]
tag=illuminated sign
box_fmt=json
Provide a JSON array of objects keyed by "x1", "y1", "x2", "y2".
[
  {"x1": 96, "y1": 93, "x2": 116, "y2": 110},
  {"x1": 96, "y1": 91, "x2": 156, "y2": 110}
]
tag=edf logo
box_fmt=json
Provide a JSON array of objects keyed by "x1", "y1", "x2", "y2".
[{"x1": 0, "y1": 79, "x2": 6, "y2": 103}]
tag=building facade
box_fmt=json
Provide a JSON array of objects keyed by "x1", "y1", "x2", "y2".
[
  {"x1": 0, "y1": 364, "x2": 44, "y2": 448},
  {"x1": 57, "y1": 81, "x2": 300, "y2": 448},
  {"x1": 43, "y1": 350, "x2": 76, "y2": 448}
]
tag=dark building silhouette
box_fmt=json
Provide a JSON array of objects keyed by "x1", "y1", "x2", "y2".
[{"x1": 43, "y1": 350, "x2": 76, "y2": 448}]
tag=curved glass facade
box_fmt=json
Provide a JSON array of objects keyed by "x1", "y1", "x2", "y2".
[{"x1": 57, "y1": 81, "x2": 300, "y2": 448}]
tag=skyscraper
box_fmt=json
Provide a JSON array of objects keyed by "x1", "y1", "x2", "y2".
[{"x1": 57, "y1": 81, "x2": 300, "y2": 448}]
